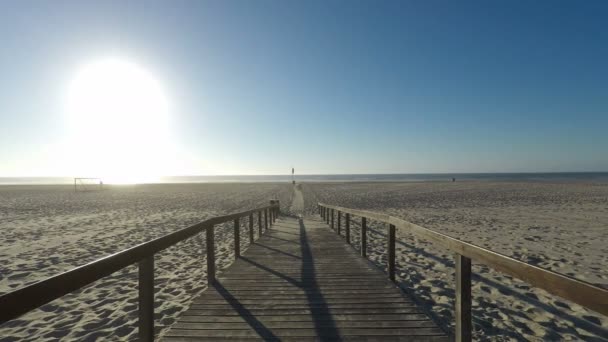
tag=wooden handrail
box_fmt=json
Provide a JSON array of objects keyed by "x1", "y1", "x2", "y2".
[
  {"x1": 318, "y1": 202, "x2": 608, "y2": 341},
  {"x1": 0, "y1": 200, "x2": 280, "y2": 341}
]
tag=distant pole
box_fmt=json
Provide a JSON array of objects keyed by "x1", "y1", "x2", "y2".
[{"x1": 292, "y1": 167, "x2": 295, "y2": 185}]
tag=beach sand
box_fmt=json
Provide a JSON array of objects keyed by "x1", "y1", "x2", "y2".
[
  {"x1": 302, "y1": 181, "x2": 608, "y2": 340},
  {"x1": 0, "y1": 183, "x2": 292, "y2": 341},
  {"x1": 1, "y1": 181, "x2": 607, "y2": 341}
]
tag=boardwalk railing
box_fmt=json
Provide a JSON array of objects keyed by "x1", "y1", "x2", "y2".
[
  {"x1": 0, "y1": 200, "x2": 280, "y2": 341},
  {"x1": 317, "y1": 202, "x2": 608, "y2": 341}
]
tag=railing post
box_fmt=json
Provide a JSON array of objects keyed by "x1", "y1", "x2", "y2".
[
  {"x1": 345, "y1": 213, "x2": 350, "y2": 244},
  {"x1": 337, "y1": 211, "x2": 341, "y2": 235},
  {"x1": 361, "y1": 217, "x2": 367, "y2": 257},
  {"x1": 326, "y1": 208, "x2": 330, "y2": 224},
  {"x1": 258, "y1": 211, "x2": 263, "y2": 236},
  {"x1": 388, "y1": 224, "x2": 396, "y2": 282},
  {"x1": 264, "y1": 209, "x2": 268, "y2": 230},
  {"x1": 138, "y1": 256, "x2": 154, "y2": 342},
  {"x1": 234, "y1": 218, "x2": 240, "y2": 258},
  {"x1": 331, "y1": 209, "x2": 335, "y2": 230},
  {"x1": 249, "y1": 213, "x2": 254, "y2": 244},
  {"x1": 455, "y1": 254, "x2": 472, "y2": 342},
  {"x1": 206, "y1": 226, "x2": 215, "y2": 284}
]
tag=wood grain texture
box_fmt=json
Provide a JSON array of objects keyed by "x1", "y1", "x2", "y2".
[{"x1": 162, "y1": 217, "x2": 447, "y2": 341}]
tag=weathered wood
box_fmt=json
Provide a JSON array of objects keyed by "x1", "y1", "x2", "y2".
[
  {"x1": 337, "y1": 211, "x2": 341, "y2": 235},
  {"x1": 248, "y1": 214, "x2": 254, "y2": 244},
  {"x1": 264, "y1": 209, "x2": 268, "y2": 230},
  {"x1": 331, "y1": 209, "x2": 335, "y2": 230},
  {"x1": 206, "y1": 226, "x2": 215, "y2": 284},
  {"x1": 345, "y1": 213, "x2": 351, "y2": 244},
  {"x1": 258, "y1": 211, "x2": 263, "y2": 236},
  {"x1": 164, "y1": 217, "x2": 447, "y2": 341},
  {"x1": 234, "y1": 218, "x2": 240, "y2": 258},
  {"x1": 455, "y1": 254, "x2": 472, "y2": 342},
  {"x1": 318, "y1": 203, "x2": 608, "y2": 316},
  {"x1": 388, "y1": 224, "x2": 396, "y2": 282},
  {"x1": 361, "y1": 217, "x2": 367, "y2": 258},
  {"x1": 138, "y1": 257, "x2": 154, "y2": 342}
]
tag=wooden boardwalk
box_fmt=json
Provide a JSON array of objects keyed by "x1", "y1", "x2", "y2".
[{"x1": 163, "y1": 216, "x2": 448, "y2": 341}]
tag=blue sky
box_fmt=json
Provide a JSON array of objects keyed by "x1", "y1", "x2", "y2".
[{"x1": 1, "y1": 0, "x2": 607, "y2": 176}]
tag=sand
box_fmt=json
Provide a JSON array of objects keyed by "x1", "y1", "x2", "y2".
[
  {"x1": 301, "y1": 181, "x2": 608, "y2": 341},
  {"x1": 1, "y1": 181, "x2": 607, "y2": 341},
  {"x1": 0, "y1": 183, "x2": 293, "y2": 341}
]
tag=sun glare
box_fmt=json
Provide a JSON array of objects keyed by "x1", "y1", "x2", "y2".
[{"x1": 65, "y1": 58, "x2": 170, "y2": 183}]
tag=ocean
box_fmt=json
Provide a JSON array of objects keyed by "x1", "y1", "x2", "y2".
[{"x1": 1, "y1": 173, "x2": 608, "y2": 185}]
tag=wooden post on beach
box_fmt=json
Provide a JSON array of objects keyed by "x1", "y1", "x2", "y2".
[
  {"x1": 234, "y1": 218, "x2": 240, "y2": 258},
  {"x1": 249, "y1": 214, "x2": 254, "y2": 244},
  {"x1": 388, "y1": 224, "x2": 396, "y2": 282},
  {"x1": 206, "y1": 226, "x2": 216, "y2": 283},
  {"x1": 331, "y1": 209, "x2": 335, "y2": 230},
  {"x1": 361, "y1": 217, "x2": 367, "y2": 257},
  {"x1": 264, "y1": 209, "x2": 268, "y2": 230},
  {"x1": 258, "y1": 211, "x2": 263, "y2": 236},
  {"x1": 345, "y1": 213, "x2": 350, "y2": 244},
  {"x1": 138, "y1": 256, "x2": 154, "y2": 341},
  {"x1": 326, "y1": 208, "x2": 330, "y2": 224},
  {"x1": 455, "y1": 254, "x2": 472, "y2": 342},
  {"x1": 337, "y1": 211, "x2": 341, "y2": 235}
]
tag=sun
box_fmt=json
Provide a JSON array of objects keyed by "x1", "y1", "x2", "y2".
[{"x1": 65, "y1": 58, "x2": 171, "y2": 183}]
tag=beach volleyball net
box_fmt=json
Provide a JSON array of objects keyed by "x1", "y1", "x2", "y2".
[{"x1": 74, "y1": 178, "x2": 103, "y2": 192}]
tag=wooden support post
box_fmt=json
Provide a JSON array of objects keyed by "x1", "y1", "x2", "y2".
[
  {"x1": 138, "y1": 256, "x2": 154, "y2": 342},
  {"x1": 388, "y1": 224, "x2": 396, "y2": 282},
  {"x1": 455, "y1": 254, "x2": 472, "y2": 342},
  {"x1": 331, "y1": 209, "x2": 335, "y2": 230},
  {"x1": 264, "y1": 209, "x2": 268, "y2": 230},
  {"x1": 337, "y1": 211, "x2": 341, "y2": 235},
  {"x1": 361, "y1": 217, "x2": 367, "y2": 257},
  {"x1": 206, "y1": 226, "x2": 215, "y2": 284},
  {"x1": 234, "y1": 218, "x2": 240, "y2": 258},
  {"x1": 326, "y1": 208, "x2": 330, "y2": 224},
  {"x1": 258, "y1": 211, "x2": 263, "y2": 236},
  {"x1": 249, "y1": 214, "x2": 254, "y2": 244},
  {"x1": 345, "y1": 213, "x2": 350, "y2": 244}
]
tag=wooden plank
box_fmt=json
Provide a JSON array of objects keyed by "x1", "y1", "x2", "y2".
[
  {"x1": 182, "y1": 308, "x2": 424, "y2": 316},
  {"x1": 248, "y1": 214, "x2": 254, "y2": 244},
  {"x1": 172, "y1": 320, "x2": 438, "y2": 330},
  {"x1": 455, "y1": 254, "x2": 472, "y2": 342},
  {"x1": 164, "y1": 327, "x2": 446, "y2": 337},
  {"x1": 138, "y1": 257, "x2": 154, "y2": 342},
  {"x1": 345, "y1": 213, "x2": 351, "y2": 244},
  {"x1": 234, "y1": 218, "x2": 240, "y2": 258},
  {"x1": 388, "y1": 224, "x2": 396, "y2": 282},
  {"x1": 178, "y1": 313, "x2": 430, "y2": 322},
  {"x1": 258, "y1": 211, "x2": 262, "y2": 236},
  {"x1": 361, "y1": 217, "x2": 367, "y2": 258},
  {"x1": 206, "y1": 226, "x2": 215, "y2": 284}
]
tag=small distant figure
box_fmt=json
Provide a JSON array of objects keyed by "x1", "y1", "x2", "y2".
[{"x1": 452, "y1": 178, "x2": 456, "y2": 182}]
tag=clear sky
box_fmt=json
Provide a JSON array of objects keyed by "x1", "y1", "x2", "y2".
[{"x1": 1, "y1": 0, "x2": 607, "y2": 178}]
